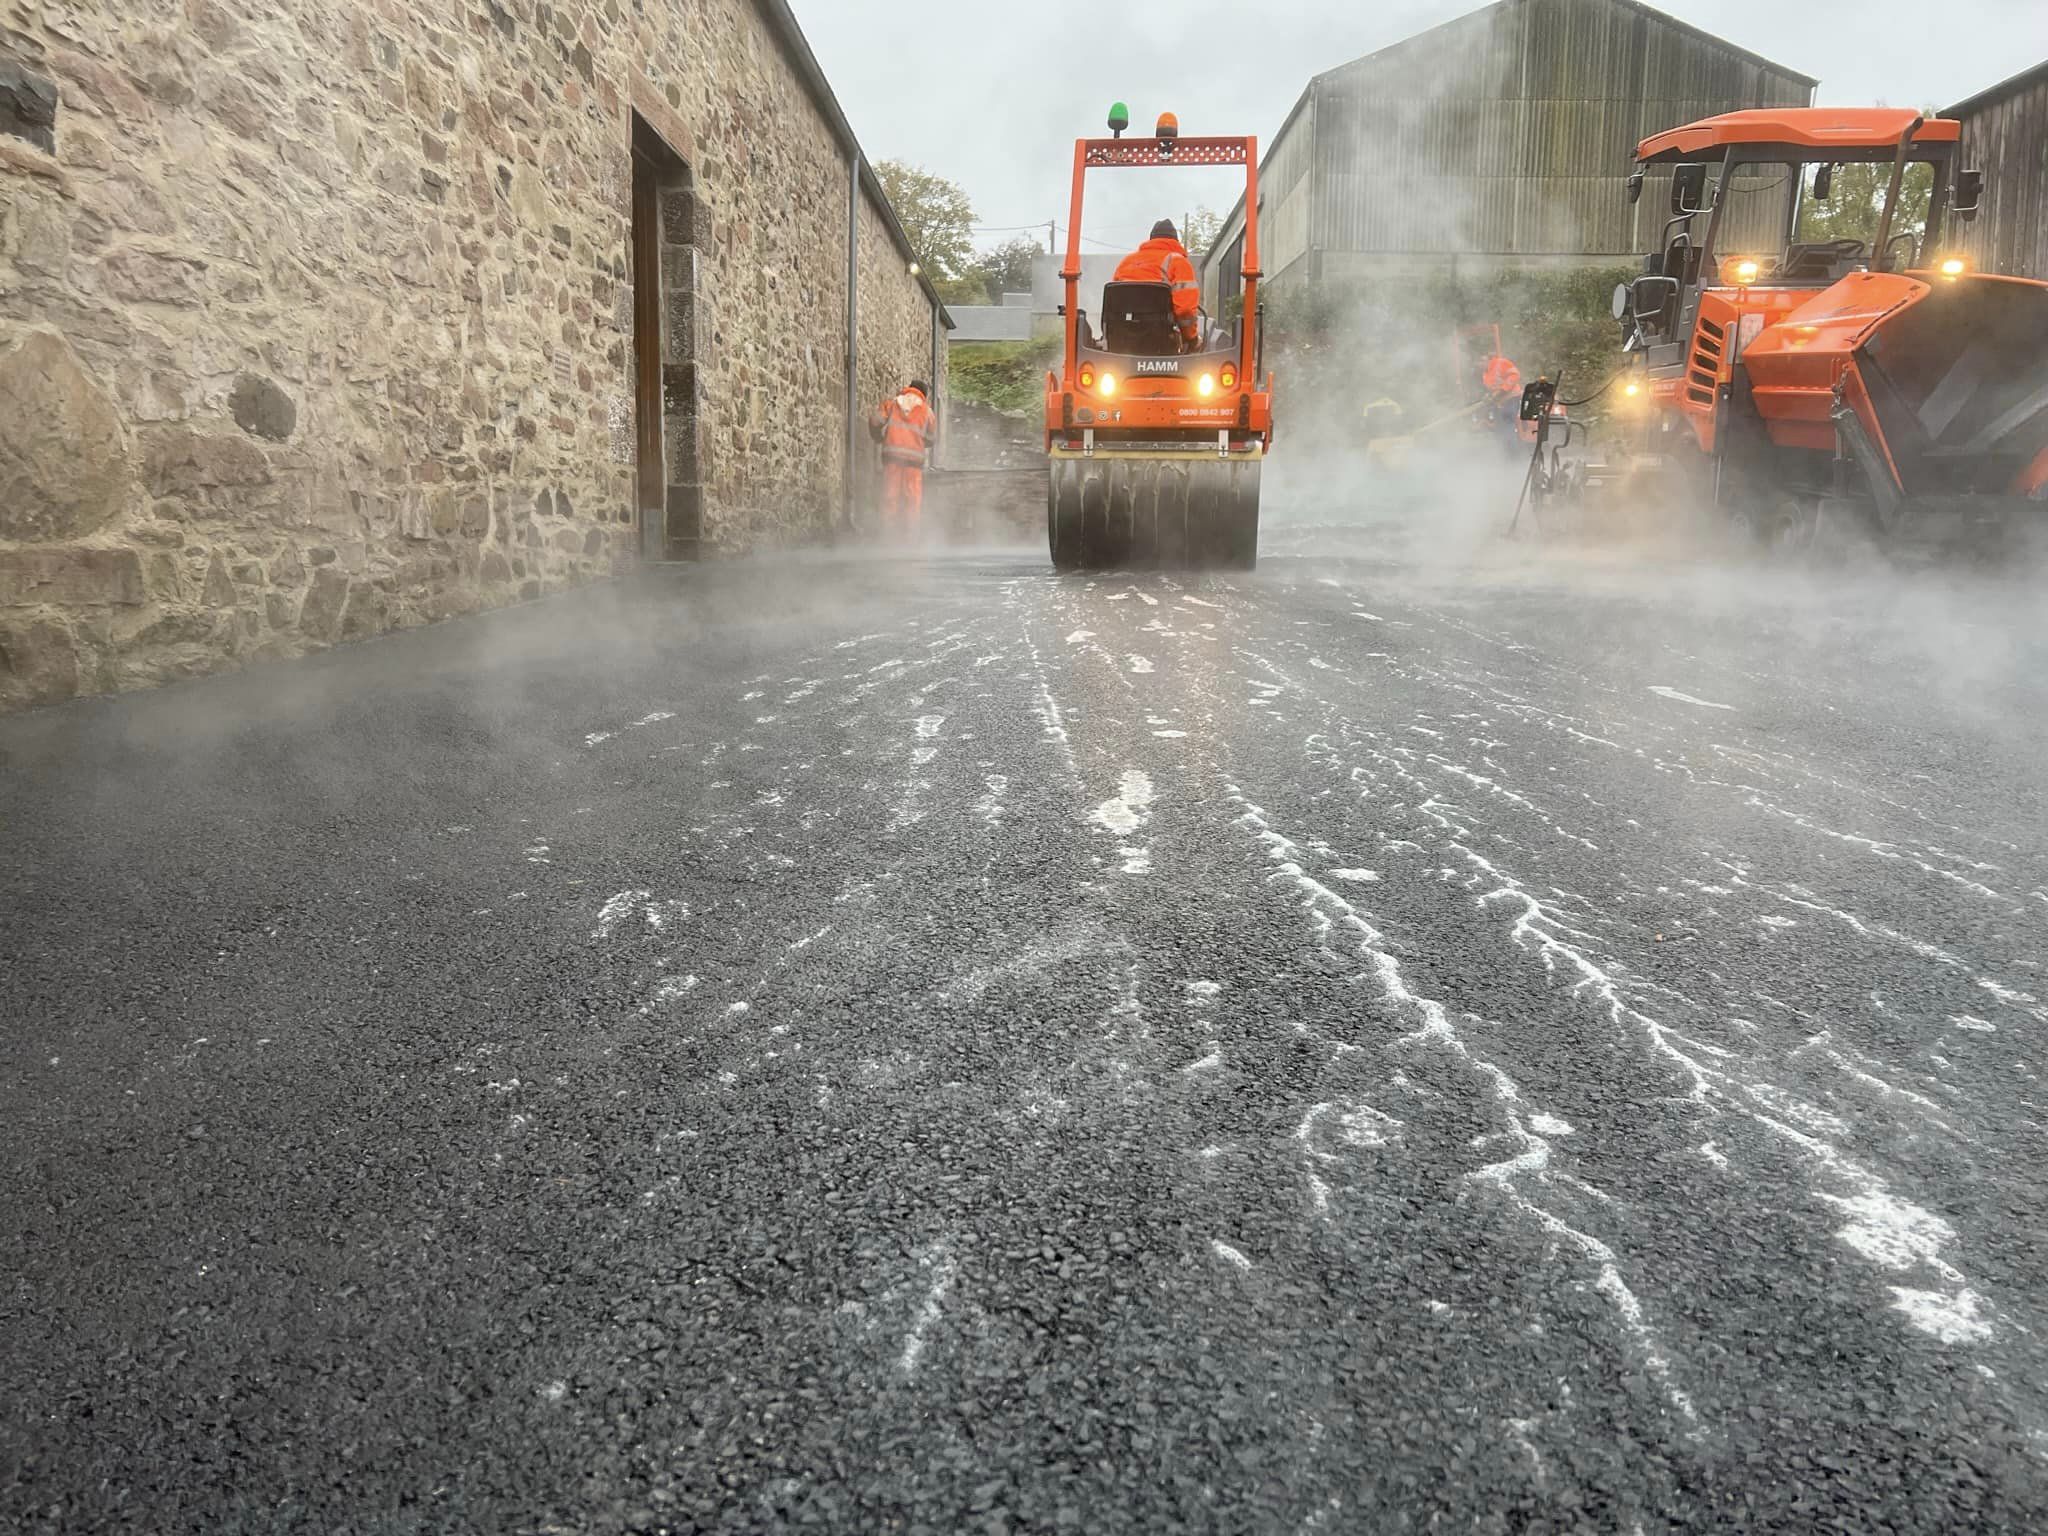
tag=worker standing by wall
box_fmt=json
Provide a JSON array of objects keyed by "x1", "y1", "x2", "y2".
[{"x1": 869, "y1": 379, "x2": 936, "y2": 539}]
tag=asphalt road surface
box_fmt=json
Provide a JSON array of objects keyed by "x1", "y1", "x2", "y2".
[{"x1": 6, "y1": 519, "x2": 2048, "y2": 1533}]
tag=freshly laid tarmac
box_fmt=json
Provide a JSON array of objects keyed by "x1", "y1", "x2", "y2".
[{"x1": 7, "y1": 524, "x2": 2046, "y2": 1533}]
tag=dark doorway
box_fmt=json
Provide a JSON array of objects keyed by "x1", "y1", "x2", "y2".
[
  {"x1": 630, "y1": 115, "x2": 702, "y2": 561},
  {"x1": 630, "y1": 146, "x2": 665, "y2": 535}
]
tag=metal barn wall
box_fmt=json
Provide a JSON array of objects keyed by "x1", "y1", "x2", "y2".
[
  {"x1": 1312, "y1": 0, "x2": 1812, "y2": 265},
  {"x1": 1205, "y1": 228, "x2": 1244, "y2": 317},
  {"x1": 1948, "y1": 63, "x2": 2048, "y2": 280},
  {"x1": 1257, "y1": 97, "x2": 1318, "y2": 288},
  {"x1": 1202, "y1": 0, "x2": 1812, "y2": 301},
  {"x1": 1200, "y1": 87, "x2": 1311, "y2": 312}
]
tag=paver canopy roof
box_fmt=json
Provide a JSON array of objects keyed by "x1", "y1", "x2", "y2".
[{"x1": 1637, "y1": 108, "x2": 1962, "y2": 163}]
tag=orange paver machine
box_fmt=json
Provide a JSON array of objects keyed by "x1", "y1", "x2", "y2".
[
  {"x1": 1536, "y1": 108, "x2": 2048, "y2": 548},
  {"x1": 1044, "y1": 106, "x2": 1276, "y2": 570}
]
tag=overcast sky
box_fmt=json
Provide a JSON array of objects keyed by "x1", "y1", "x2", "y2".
[{"x1": 793, "y1": 0, "x2": 2047, "y2": 259}]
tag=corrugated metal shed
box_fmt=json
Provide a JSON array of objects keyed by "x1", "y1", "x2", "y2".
[
  {"x1": 1947, "y1": 60, "x2": 2048, "y2": 279},
  {"x1": 1201, "y1": 0, "x2": 1812, "y2": 306}
]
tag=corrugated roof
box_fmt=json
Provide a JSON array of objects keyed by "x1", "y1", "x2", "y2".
[
  {"x1": 1947, "y1": 58, "x2": 2048, "y2": 119},
  {"x1": 1320, "y1": 0, "x2": 1815, "y2": 90}
]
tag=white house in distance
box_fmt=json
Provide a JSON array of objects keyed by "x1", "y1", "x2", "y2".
[{"x1": 948, "y1": 254, "x2": 1124, "y2": 350}]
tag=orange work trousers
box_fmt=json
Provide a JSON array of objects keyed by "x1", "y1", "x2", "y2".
[{"x1": 880, "y1": 462, "x2": 923, "y2": 534}]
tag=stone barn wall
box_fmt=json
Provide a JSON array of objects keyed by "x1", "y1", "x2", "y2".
[
  {"x1": 0, "y1": 0, "x2": 943, "y2": 711},
  {"x1": 925, "y1": 398, "x2": 1040, "y2": 545},
  {"x1": 850, "y1": 190, "x2": 948, "y2": 525},
  {"x1": 855, "y1": 193, "x2": 940, "y2": 421}
]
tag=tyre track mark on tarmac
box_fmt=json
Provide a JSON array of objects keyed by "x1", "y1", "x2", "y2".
[
  {"x1": 1225, "y1": 780, "x2": 1699, "y2": 1429},
  {"x1": 559, "y1": 563, "x2": 2048, "y2": 1522},
  {"x1": 610, "y1": 581, "x2": 1392, "y2": 1531},
  {"x1": 1365, "y1": 618, "x2": 2032, "y2": 909},
  {"x1": 392, "y1": 605, "x2": 1036, "y2": 1525},
  {"x1": 1258, "y1": 593, "x2": 2048, "y2": 1042},
  {"x1": 1314, "y1": 647, "x2": 2002, "y2": 1285},
  {"x1": 1043, "y1": 577, "x2": 1714, "y2": 1518},
  {"x1": 1229, "y1": 576, "x2": 2048, "y2": 1441},
  {"x1": 1018, "y1": 578, "x2": 1480, "y2": 1522},
  {"x1": 559, "y1": 596, "x2": 1191, "y2": 1525},
  {"x1": 1011, "y1": 581, "x2": 1425, "y2": 1523}
]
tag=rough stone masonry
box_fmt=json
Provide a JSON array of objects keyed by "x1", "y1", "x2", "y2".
[{"x1": 0, "y1": 0, "x2": 947, "y2": 710}]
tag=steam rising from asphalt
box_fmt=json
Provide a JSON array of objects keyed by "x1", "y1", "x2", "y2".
[{"x1": 1260, "y1": 412, "x2": 2047, "y2": 729}]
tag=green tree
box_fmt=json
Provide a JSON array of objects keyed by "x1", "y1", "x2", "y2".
[
  {"x1": 1182, "y1": 207, "x2": 1225, "y2": 261},
  {"x1": 1794, "y1": 161, "x2": 1933, "y2": 255},
  {"x1": 971, "y1": 235, "x2": 1044, "y2": 301},
  {"x1": 935, "y1": 272, "x2": 993, "y2": 307},
  {"x1": 875, "y1": 160, "x2": 977, "y2": 288}
]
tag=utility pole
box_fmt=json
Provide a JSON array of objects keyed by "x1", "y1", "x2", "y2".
[{"x1": 1046, "y1": 220, "x2": 1055, "y2": 254}]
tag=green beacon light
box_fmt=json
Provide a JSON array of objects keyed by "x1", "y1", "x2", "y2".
[{"x1": 1108, "y1": 102, "x2": 1130, "y2": 139}]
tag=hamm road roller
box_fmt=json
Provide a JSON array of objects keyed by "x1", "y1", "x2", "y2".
[{"x1": 1045, "y1": 107, "x2": 1276, "y2": 570}]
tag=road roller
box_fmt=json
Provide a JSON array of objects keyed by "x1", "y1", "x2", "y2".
[{"x1": 1044, "y1": 106, "x2": 1276, "y2": 570}]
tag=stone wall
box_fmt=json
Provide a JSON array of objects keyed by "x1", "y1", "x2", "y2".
[
  {"x1": 944, "y1": 397, "x2": 1040, "y2": 473},
  {"x1": 851, "y1": 188, "x2": 947, "y2": 523},
  {"x1": 924, "y1": 399, "x2": 1038, "y2": 545},
  {"x1": 0, "y1": 0, "x2": 942, "y2": 711}
]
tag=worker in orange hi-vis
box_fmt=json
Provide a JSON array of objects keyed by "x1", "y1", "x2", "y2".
[
  {"x1": 1481, "y1": 352, "x2": 1523, "y2": 398},
  {"x1": 1114, "y1": 219, "x2": 1203, "y2": 351},
  {"x1": 1481, "y1": 352, "x2": 1524, "y2": 433},
  {"x1": 869, "y1": 379, "x2": 935, "y2": 537}
]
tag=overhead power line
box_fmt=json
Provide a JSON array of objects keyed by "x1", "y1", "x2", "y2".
[
  {"x1": 1057, "y1": 224, "x2": 1126, "y2": 250},
  {"x1": 970, "y1": 222, "x2": 1126, "y2": 250}
]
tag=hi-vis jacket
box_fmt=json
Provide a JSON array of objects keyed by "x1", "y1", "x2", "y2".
[
  {"x1": 873, "y1": 386, "x2": 935, "y2": 466},
  {"x1": 1113, "y1": 237, "x2": 1203, "y2": 342}
]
